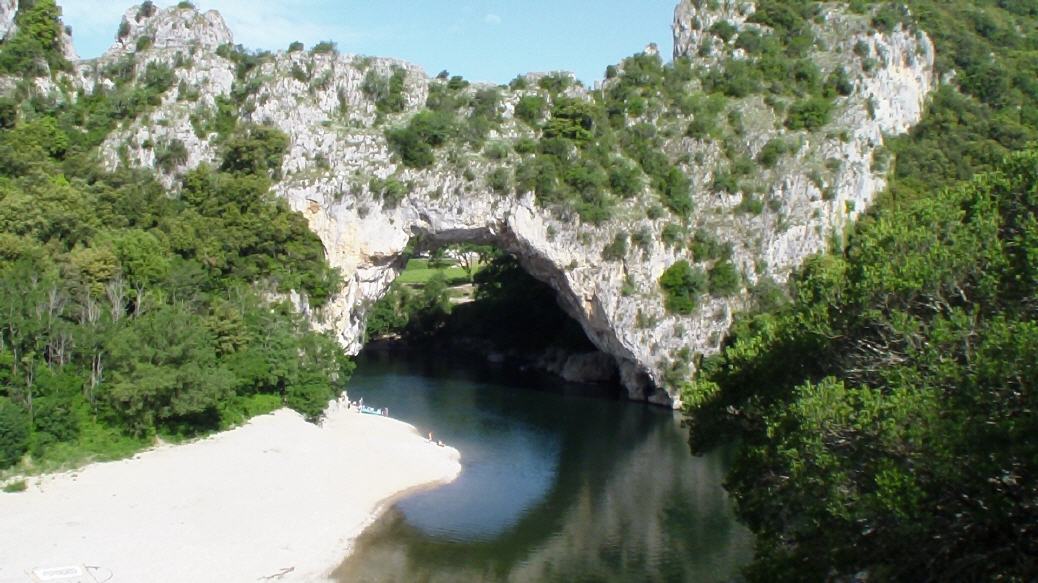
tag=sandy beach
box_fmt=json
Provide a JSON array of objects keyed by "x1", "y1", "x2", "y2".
[{"x1": 0, "y1": 399, "x2": 461, "y2": 583}]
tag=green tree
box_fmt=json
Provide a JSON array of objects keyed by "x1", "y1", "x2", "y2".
[
  {"x1": 386, "y1": 110, "x2": 455, "y2": 168},
  {"x1": 220, "y1": 125, "x2": 289, "y2": 178},
  {"x1": 105, "y1": 305, "x2": 235, "y2": 435},
  {"x1": 708, "y1": 260, "x2": 741, "y2": 296},
  {"x1": 660, "y1": 260, "x2": 707, "y2": 315},
  {"x1": 0, "y1": 398, "x2": 29, "y2": 468},
  {"x1": 686, "y1": 149, "x2": 1038, "y2": 581},
  {"x1": 0, "y1": 0, "x2": 70, "y2": 76}
]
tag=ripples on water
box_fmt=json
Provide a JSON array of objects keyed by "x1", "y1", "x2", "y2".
[{"x1": 333, "y1": 350, "x2": 752, "y2": 583}]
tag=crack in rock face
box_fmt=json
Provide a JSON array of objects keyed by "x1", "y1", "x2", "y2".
[{"x1": 34, "y1": 1, "x2": 935, "y2": 406}]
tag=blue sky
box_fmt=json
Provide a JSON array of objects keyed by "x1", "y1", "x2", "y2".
[{"x1": 59, "y1": 1, "x2": 677, "y2": 84}]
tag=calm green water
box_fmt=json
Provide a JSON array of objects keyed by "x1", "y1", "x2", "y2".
[{"x1": 333, "y1": 350, "x2": 752, "y2": 583}]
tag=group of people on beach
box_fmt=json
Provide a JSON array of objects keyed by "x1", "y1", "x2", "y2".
[
  {"x1": 346, "y1": 396, "x2": 446, "y2": 447},
  {"x1": 346, "y1": 397, "x2": 389, "y2": 416},
  {"x1": 427, "y1": 432, "x2": 446, "y2": 447}
]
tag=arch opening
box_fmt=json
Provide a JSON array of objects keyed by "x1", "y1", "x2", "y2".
[{"x1": 361, "y1": 233, "x2": 628, "y2": 394}]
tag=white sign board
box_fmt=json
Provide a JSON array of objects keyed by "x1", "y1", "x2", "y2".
[{"x1": 30, "y1": 566, "x2": 97, "y2": 583}]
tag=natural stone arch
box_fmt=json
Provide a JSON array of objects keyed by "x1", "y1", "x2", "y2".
[
  {"x1": 75, "y1": 1, "x2": 936, "y2": 406},
  {"x1": 296, "y1": 189, "x2": 671, "y2": 404}
]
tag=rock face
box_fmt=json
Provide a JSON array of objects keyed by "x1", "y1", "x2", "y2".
[
  {"x1": 560, "y1": 352, "x2": 620, "y2": 385},
  {"x1": 0, "y1": 0, "x2": 15, "y2": 41},
  {"x1": 106, "y1": 3, "x2": 232, "y2": 58},
  {"x1": 24, "y1": 2, "x2": 936, "y2": 406},
  {"x1": 673, "y1": 0, "x2": 756, "y2": 63}
]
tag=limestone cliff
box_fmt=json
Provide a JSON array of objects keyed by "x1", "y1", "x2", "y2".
[
  {"x1": 19, "y1": 1, "x2": 935, "y2": 406},
  {"x1": 0, "y1": 0, "x2": 16, "y2": 41}
]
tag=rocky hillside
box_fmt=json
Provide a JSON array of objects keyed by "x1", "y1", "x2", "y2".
[{"x1": 4, "y1": 0, "x2": 935, "y2": 406}]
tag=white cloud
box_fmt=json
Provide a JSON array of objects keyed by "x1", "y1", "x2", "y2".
[
  {"x1": 484, "y1": 14, "x2": 501, "y2": 25},
  {"x1": 202, "y1": 0, "x2": 381, "y2": 52},
  {"x1": 60, "y1": 0, "x2": 386, "y2": 58}
]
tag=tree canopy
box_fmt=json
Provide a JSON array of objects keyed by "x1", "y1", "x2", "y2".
[
  {"x1": 685, "y1": 149, "x2": 1038, "y2": 581},
  {"x1": 0, "y1": 71, "x2": 350, "y2": 471}
]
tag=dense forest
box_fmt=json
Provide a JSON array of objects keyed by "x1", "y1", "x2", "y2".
[
  {"x1": 0, "y1": 0, "x2": 351, "y2": 473},
  {"x1": 682, "y1": 1, "x2": 1038, "y2": 581}
]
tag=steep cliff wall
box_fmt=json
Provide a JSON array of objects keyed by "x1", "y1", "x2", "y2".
[
  {"x1": 0, "y1": 0, "x2": 16, "y2": 41},
  {"x1": 40, "y1": 1, "x2": 934, "y2": 406}
]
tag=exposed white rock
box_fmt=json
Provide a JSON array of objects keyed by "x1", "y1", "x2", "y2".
[
  {"x1": 106, "y1": 3, "x2": 232, "y2": 59},
  {"x1": 54, "y1": 1, "x2": 935, "y2": 407},
  {"x1": 0, "y1": 0, "x2": 16, "y2": 41},
  {"x1": 672, "y1": 0, "x2": 756, "y2": 63}
]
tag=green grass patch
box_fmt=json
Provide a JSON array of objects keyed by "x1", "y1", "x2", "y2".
[
  {"x1": 2, "y1": 479, "x2": 27, "y2": 493},
  {"x1": 396, "y1": 258, "x2": 474, "y2": 286},
  {"x1": 218, "y1": 393, "x2": 284, "y2": 428},
  {"x1": 25, "y1": 419, "x2": 149, "y2": 476}
]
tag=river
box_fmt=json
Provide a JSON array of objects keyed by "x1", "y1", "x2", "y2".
[{"x1": 333, "y1": 350, "x2": 752, "y2": 582}]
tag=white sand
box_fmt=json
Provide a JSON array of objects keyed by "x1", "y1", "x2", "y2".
[{"x1": 0, "y1": 400, "x2": 461, "y2": 583}]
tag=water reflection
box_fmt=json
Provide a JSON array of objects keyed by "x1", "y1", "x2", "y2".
[{"x1": 334, "y1": 351, "x2": 752, "y2": 582}]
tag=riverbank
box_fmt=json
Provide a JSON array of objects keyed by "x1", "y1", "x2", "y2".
[{"x1": 0, "y1": 399, "x2": 461, "y2": 583}]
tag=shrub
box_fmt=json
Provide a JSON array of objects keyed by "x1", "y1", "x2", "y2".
[
  {"x1": 155, "y1": 138, "x2": 189, "y2": 172},
  {"x1": 537, "y1": 73, "x2": 572, "y2": 94},
  {"x1": 737, "y1": 193, "x2": 765, "y2": 215},
  {"x1": 712, "y1": 170, "x2": 739, "y2": 194},
  {"x1": 288, "y1": 41, "x2": 304, "y2": 53},
  {"x1": 691, "y1": 231, "x2": 732, "y2": 262},
  {"x1": 3, "y1": 480, "x2": 27, "y2": 493},
  {"x1": 825, "y1": 67, "x2": 854, "y2": 97},
  {"x1": 710, "y1": 21, "x2": 738, "y2": 43},
  {"x1": 0, "y1": 399, "x2": 29, "y2": 469},
  {"x1": 447, "y1": 75, "x2": 469, "y2": 91},
  {"x1": 660, "y1": 260, "x2": 707, "y2": 315},
  {"x1": 602, "y1": 233, "x2": 629, "y2": 261},
  {"x1": 514, "y1": 95, "x2": 546, "y2": 125},
  {"x1": 385, "y1": 110, "x2": 455, "y2": 168},
  {"x1": 710, "y1": 60, "x2": 760, "y2": 97},
  {"x1": 310, "y1": 41, "x2": 337, "y2": 55},
  {"x1": 139, "y1": 1, "x2": 157, "y2": 19},
  {"x1": 31, "y1": 396, "x2": 81, "y2": 455},
  {"x1": 662, "y1": 223, "x2": 685, "y2": 247},
  {"x1": 543, "y1": 99, "x2": 596, "y2": 143},
  {"x1": 369, "y1": 176, "x2": 407, "y2": 207},
  {"x1": 220, "y1": 125, "x2": 289, "y2": 178},
  {"x1": 854, "y1": 39, "x2": 872, "y2": 61},
  {"x1": 363, "y1": 68, "x2": 408, "y2": 114},
  {"x1": 488, "y1": 167, "x2": 512, "y2": 195},
  {"x1": 142, "y1": 61, "x2": 175, "y2": 95},
  {"x1": 757, "y1": 138, "x2": 789, "y2": 168},
  {"x1": 0, "y1": 0, "x2": 70, "y2": 76},
  {"x1": 735, "y1": 29, "x2": 774, "y2": 54},
  {"x1": 513, "y1": 137, "x2": 538, "y2": 155},
  {"x1": 686, "y1": 116, "x2": 716, "y2": 139},
  {"x1": 483, "y1": 142, "x2": 509, "y2": 160},
  {"x1": 471, "y1": 89, "x2": 502, "y2": 122},
  {"x1": 609, "y1": 161, "x2": 643, "y2": 198},
  {"x1": 786, "y1": 97, "x2": 834, "y2": 131},
  {"x1": 660, "y1": 167, "x2": 693, "y2": 216},
  {"x1": 708, "y1": 260, "x2": 742, "y2": 296}
]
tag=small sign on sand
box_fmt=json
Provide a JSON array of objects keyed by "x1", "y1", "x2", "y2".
[{"x1": 30, "y1": 565, "x2": 99, "y2": 583}]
